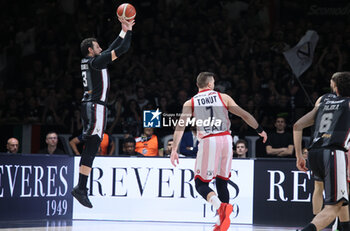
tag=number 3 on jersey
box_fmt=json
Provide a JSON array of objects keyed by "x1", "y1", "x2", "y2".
[
  {"x1": 82, "y1": 71, "x2": 88, "y2": 87},
  {"x1": 319, "y1": 112, "x2": 333, "y2": 133}
]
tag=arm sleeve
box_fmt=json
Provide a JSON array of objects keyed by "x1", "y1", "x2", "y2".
[
  {"x1": 104, "y1": 36, "x2": 123, "y2": 53},
  {"x1": 91, "y1": 31, "x2": 132, "y2": 69},
  {"x1": 114, "y1": 30, "x2": 132, "y2": 58}
]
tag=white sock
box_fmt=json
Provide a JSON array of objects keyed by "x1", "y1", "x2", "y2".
[
  {"x1": 216, "y1": 216, "x2": 221, "y2": 225},
  {"x1": 209, "y1": 195, "x2": 222, "y2": 211},
  {"x1": 332, "y1": 217, "x2": 338, "y2": 231}
]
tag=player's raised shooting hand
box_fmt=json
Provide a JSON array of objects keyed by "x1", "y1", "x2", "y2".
[
  {"x1": 118, "y1": 17, "x2": 135, "y2": 31},
  {"x1": 259, "y1": 131, "x2": 267, "y2": 143},
  {"x1": 170, "y1": 150, "x2": 179, "y2": 167}
]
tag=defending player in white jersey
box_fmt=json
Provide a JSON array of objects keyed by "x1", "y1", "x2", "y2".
[{"x1": 170, "y1": 72, "x2": 267, "y2": 231}]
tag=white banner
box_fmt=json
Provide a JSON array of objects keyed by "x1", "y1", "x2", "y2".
[
  {"x1": 73, "y1": 157, "x2": 254, "y2": 224},
  {"x1": 283, "y1": 30, "x2": 319, "y2": 77}
]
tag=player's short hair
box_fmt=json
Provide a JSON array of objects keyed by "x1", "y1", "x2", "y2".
[
  {"x1": 80, "y1": 38, "x2": 97, "y2": 57},
  {"x1": 236, "y1": 139, "x2": 247, "y2": 148},
  {"x1": 332, "y1": 72, "x2": 350, "y2": 97},
  {"x1": 196, "y1": 72, "x2": 215, "y2": 88}
]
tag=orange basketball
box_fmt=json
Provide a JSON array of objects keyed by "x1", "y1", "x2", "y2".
[{"x1": 117, "y1": 3, "x2": 136, "y2": 21}]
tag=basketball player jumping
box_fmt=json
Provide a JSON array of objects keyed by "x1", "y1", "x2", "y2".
[
  {"x1": 170, "y1": 72, "x2": 267, "y2": 231},
  {"x1": 71, "y1": 18, "x2": 135, "y2": 208},
  {"x1": 294, "y1": 72, "x2": 350, "y2": 231}
]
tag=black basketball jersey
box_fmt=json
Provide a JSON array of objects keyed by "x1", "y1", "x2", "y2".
[
  {"x1": 309, "y1": 93, "x2": 350, "y2": 151},
  {"x1": 80, "y1": 57, "x2": 110, "y2": 105}
]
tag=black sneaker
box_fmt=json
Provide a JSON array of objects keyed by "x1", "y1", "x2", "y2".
[{"x1": 71, "y1": 186, "x2": 93, "y2": 208}]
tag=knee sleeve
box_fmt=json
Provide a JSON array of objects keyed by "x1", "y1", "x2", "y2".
[
  {"x1": 195, "y1": 178, "x2": 213, "y2": 200},
  {"x1": 79, "y1": 135, "x2": 101, "y2": 167},
  {"x1": 216, "y1": 178, "x2": 229, "y2": 203}
]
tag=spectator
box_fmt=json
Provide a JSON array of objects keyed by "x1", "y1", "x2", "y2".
[
  {"x1": 41, "y1": 89, "x2": 64, "y2": 126},
  {"x1": 38, "y1": 132, "x2": 65, "y2": 155},
  {"x1": 266, "y1": 116, "x2": 294, "y2": 158},
  {"x1": 234, "y1": 139, "x2": 248, "y2": 158},
  {"x1": 6, "y1": 137, "x2": 19, "y2": 154},
  {"x1": 122, "y1": 99, "x2": 142, "y2": 137},
  {"x1": 122, "y1": 137, "x2": 143, "y2": 156},
  {"x1": 179, "y1": 126, "x2": 198, "y2": 157},
  {"x1": 135, "y1": 127, "x2": 159, "y2": 156},
  {"x1": 106, "y1": 89, "x2": 123, "y2": 134},
  {"x1": 69, "y1": 133, "x2": 115, "y2": 156},
  {"x1": 2, "y1": 98, "x2": 22, "y2": 123},
  {"x1": 136, "y1": 86, "x2": 149, "y2": 110},
  {"x1": 163, "y1": 139, "x2": 173, "y2": 157},
  {"x1": 99, "y1": 133, "x2": 115, "y2": 156},
  {"x1": 70, "y1": 109, "x2": 83, "y2": 136},
  {"x1": 159, "y1": 96, "x2": 171, "y2": 114},
  {"x1": 302, "y1": 147, "x2": 308, "y2": 159},
  {"x1": 170, "y1": 89, "x2": 189, "y2": 113}
]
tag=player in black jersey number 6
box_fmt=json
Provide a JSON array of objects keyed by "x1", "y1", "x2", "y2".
[
  {"x1": 293, "y1": 72, "x2": 350, "y2": 231},
  {"x1": 71, "y1": 18, "x2": 135, "y2": 208}
]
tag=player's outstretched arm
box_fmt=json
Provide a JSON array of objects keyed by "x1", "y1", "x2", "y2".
[
  {"x1": 105, "y1": 18, "x2": 135, "y2": 52},
  {"x1": 92, "y1": 19, "x2": 134, "y2": 69},
  {"x1": 221, "y1": 93, "x2": 267, "y2": 143},
  {"x1": 170, "y1": 100, "x2": 192, "y2": 167},
  {"x1": 110, "y1": 18, "x2": 135, "y2": 61},
  {"x1": 293, "y1": 96, "x2": 322, "y2": 172}
]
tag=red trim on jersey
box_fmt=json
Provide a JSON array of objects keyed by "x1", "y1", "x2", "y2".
[
  {"x1": 203, "y1": 131, "x2": 231, "y2": 139},
  {"x1": 191, "y1": 97, "x2": 194, "y2": 115},
  {"x1": 218, "y1": 91, "x2": 231, "y2": 128},
  {"x1": 216, "y1": 174, "x2": 231, "y2": 181},
  {"x1": 195, "y1": 175, "x2": 214, "y2": 183},
  {"x1": 217, "y1": 92, "x2": 228, "y2": 110},
  {"x1": 198, "y1": 89, "x2": 211, "y2": 93},
  {"x1": 194, "y1": 174, "x2": 231, "y2": 182}
]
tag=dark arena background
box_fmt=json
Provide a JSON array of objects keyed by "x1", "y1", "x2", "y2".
[{"x1": 0, "y1": 0, "x2": 349, "y2": 230}]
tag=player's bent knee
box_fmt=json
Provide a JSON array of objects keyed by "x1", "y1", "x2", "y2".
[
  {"x1": 79, "y1": 135, "x2": 102, "y2": 167},
  {"x1": 195, "y1": 178, "x2": 213, "y2": 200}
]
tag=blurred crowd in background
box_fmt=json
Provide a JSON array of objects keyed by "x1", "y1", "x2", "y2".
[{"x1": 0, "y1": 0, "x2": 349, "y2": 155}]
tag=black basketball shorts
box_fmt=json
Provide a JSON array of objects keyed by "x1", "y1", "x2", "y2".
[
  {"x1": 308, "y1": 148, "x2": 348, "y2": 206},
  {"x1": 81, "y1": 102, "x2": 107, "y2": 140}
]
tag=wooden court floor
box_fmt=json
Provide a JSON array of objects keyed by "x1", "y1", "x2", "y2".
[{"x1": 0, "y1": 220, "x2": 317, "y2": 231}]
